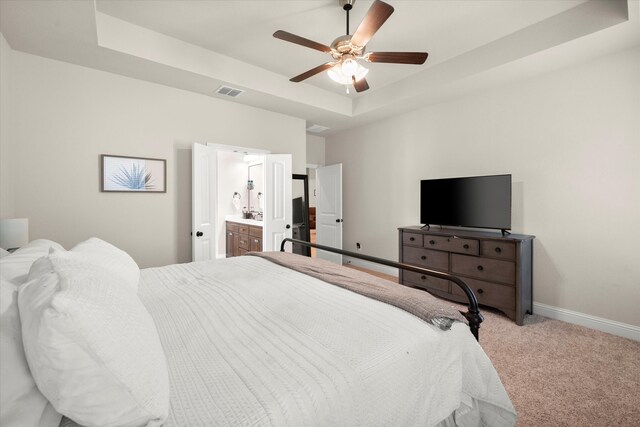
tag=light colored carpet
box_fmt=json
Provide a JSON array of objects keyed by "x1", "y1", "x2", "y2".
[
  {"x1": 346, "y1": 266, "x2": 640, "y2": 426},
  {"x1": 468, "y1": 306, "x2": 640, "y2": 426}
]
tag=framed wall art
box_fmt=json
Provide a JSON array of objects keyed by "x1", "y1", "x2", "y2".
[{"x1": 100, "y1": 154, "x2": 166, "y2": 193}]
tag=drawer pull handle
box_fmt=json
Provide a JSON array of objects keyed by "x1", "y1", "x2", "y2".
[
  {"x1": 463, "y1": 244, "x2": 469, "y2": 249},
  {"x1": 421, "y1": 275, "x2": 427, "y2": 280},
  {"x1": 477, "y1": 265, "x2": 484, "y2": 271},
  {"x1": 429, "y1": 240, "x2": 436, "y2": 245},
  {"x1": 409, "y1": 237, "x2": 415, "y2": 241},
  {"x1": 421, "y1": 255, "x2": 427, "y2": 260},
  {"x1": 477, "y1": 288, "x2": 484, "y2": 294},
  {"x1": 495, "y1": 247, "x2": 502, "y2": 253}
]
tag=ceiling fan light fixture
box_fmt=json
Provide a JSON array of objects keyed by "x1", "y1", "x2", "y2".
[
  {"x1": 341, "y1": 56, "x2": 358, "y2": 75},
  {"x1": 274, "y1": 0, "x2": 427, "y2": 93},
  {"x1": 328, "y1": 62, "x2": 369, "y2": 85}
]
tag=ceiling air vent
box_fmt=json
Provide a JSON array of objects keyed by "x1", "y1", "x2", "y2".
[
  {"x1": 215, "y1": 85, "x2": 244, "y2": 98},
  {"x1": 306, "y1": 124, "x2": 330, "y2": 134}
]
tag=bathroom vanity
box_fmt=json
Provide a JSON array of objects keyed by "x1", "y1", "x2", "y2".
[{"x1": 226, "y1": 218, "x2": 263, "y2": 257}]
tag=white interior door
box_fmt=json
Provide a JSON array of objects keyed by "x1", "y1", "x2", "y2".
[
  {"x1": 316, "y1": 163, "x2": 343, "y2": 264},
  {"x1": 264, "y1": 154, "x2": 292, "y2": 252},
  {"x1": 192, "y1": 143, "x2": 217, "y2": 261}
]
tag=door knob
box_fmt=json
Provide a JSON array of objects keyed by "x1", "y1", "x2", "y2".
[
  {"x1": 286, "y1": 224, "x2": 291, "y2": 229},
  {"x1": 196, "y1": 231, "x2": 204, "y2": 237}
]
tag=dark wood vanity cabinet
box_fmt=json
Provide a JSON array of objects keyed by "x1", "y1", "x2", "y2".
[
  {"x1": 398, "y1": 226, "x2": 534, "y2": 325},
  {"x1": 248, "y1": 226, "x2": 262, "y2": 252},
  {"x1": 226, "y1": 221, "x2": 262, "y2": 257},
  {"x1": 226, "y1": 223, "x2": 239, "y2": 257}
]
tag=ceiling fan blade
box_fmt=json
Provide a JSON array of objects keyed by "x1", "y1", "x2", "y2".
[
  {"x1": 353, "y1": 76, "x2": 370, "y2": 93},
  {"x1": 273, "y1": 30, "x2": 332, "y2": 54},
  {"x1": 350, "y1": 0, "x2": 395, "y2": 48},
  {"x1": 290, "y1": 62, "x2": 335, "y2": 83},
  {"x1": 366, "y1": 52, "x2": 428, "y2": 65}
]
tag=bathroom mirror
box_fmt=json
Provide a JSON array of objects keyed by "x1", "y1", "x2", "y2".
[{"x1": 248, "y1": 163, "x2": 264, "y2": 216}]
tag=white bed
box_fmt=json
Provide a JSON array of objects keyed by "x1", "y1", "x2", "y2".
[{"x1": 1, "y1": 239, "x2": 516, "y2": 427}]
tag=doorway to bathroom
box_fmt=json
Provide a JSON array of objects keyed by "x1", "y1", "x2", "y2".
[{"x1": 192, "y1": 143, "x2": 292, "y2": 261}]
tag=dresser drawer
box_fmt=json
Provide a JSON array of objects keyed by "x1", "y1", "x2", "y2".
[
  {"x1": 451, "y1": 254, "x2": 515, "y2": 285},
  {"x1": 238, "y1": 235, "x2": 249, "y2": 250},
  {"x1": 404, "y1": 271, "x2": 449, "y2": 293},
  {"x1": 238, "y1": 224, "x2": 250, "y2": 235},
  {"x1": 403, "y1": 246, "x2": 449, "y2": 271},
  {"x1": 226, "y1": 222, "x2": 239, "y2": 232},
  {"x1": 452, "y1": 277, "x2": 515, "y2": 310},
  {"x1": 481, "y1": 240, "x2": 516, "y2": 260},
  {"x1": 424, "y1": 235, "x2": 479, "y2": 255},
  {"x1": 249, "y1": 226, "x2": 262, "y2": 238},
  {"x1": 403, "y1": 232, "x2": 423, "y2": 247}
]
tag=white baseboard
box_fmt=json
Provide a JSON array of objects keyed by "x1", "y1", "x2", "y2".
[
  {"x1": 343, "y1": 256, "x2": 399, "y2": 278},
  {"x1": 533, "y1": 302, "x2": 640, "y2": 341}
]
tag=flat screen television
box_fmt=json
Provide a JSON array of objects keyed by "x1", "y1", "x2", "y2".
[
  {"x1": 420, "y1": 174, "x2": 511, "y2": 231},
  {"x1": 292, "y1": 197, "x2": 305, "y2": 225}
]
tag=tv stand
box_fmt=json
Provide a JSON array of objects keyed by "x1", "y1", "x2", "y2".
[
  {"x1": 398, "y1": 226, "x2": 534, "y2": 325},
  {"x1": 501, "y1": 229, "x2": 511, "y2": 237}
]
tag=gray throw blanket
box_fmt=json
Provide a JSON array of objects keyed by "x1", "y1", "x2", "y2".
[{"x1": 248, "y1": 251, "x2": 467, "y2": 331}]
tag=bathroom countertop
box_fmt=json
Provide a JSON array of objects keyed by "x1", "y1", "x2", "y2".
[{"x1": 225, "y1": 215, "x2": 263, "y2": 227}]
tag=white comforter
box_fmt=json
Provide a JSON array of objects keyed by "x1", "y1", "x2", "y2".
[{"x1": 128, "y1": 256, "x2": 515, "y2": 427}]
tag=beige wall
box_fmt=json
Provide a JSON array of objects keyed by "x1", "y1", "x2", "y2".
[
  {"x1": 306, "y1": 134, "x2": 326, "y2": 166},
  {"x1": 0, "y1": 34, "x2": 14, "y2": 218},
  {"x1": 326, "y1": 47, "x2": 640, "y2": 327},
  {"x1": 306, "y1": 134, "x2": 325, "y2": 208},
  {"x1": 1, "y1": 46, "x2": 306, "y2": 267}
]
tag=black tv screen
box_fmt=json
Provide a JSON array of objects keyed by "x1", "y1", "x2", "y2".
[
  {"x1": 292, "y1": 197, "x2": 305, "y2": 225},
  {"x1": 420, "y1": 174, "x2": 511, "y2": 230}
]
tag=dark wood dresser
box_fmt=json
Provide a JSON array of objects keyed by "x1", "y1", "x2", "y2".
[{"x1": 398, "y1": 226, "x2": 534, "y2": 325}]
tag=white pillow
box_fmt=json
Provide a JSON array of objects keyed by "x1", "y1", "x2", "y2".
[
  {"x1": 0, "y1": 239, "x2": 65, "y2": 285},
  {"x1": 0, "y1": 277, "x2": 61, "y2": 427},
  {"x1": 19, "y1": 256, "x2": 169, "y2": 427},
  {"x1": 63, "y1": 238, "x2": 140, "y2": 292}
]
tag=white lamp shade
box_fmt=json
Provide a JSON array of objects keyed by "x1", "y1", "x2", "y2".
[
  {"x1": 328, "y1": 62, "x2": 369, "y2": 85},
  {"x1": 0, "y1": 218, "x2": 29, "y2": 249}
]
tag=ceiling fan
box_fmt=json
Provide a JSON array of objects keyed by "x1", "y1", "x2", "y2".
[{"x1": 273, "y1": 0, "x2": 428, "y2": 93}]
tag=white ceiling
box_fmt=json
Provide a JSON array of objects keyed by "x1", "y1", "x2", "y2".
[{"x1": 1, "y1": 0, "x2": 639, "y2": 135}]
